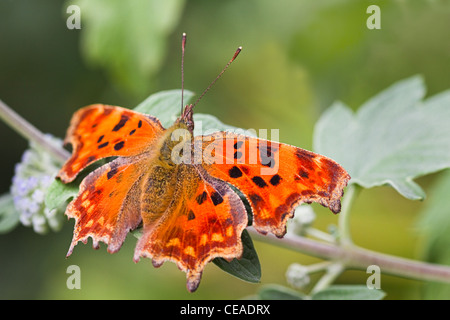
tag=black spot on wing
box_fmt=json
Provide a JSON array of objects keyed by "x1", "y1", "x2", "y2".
[
  {"x1": 229, "y1": 166, "x2": 243, "y2": 178},
  {"x1": 234, "y1": 141, "x2": 244, "y2": 149},
  {"x1": 196, "y1": 191, "x2": 208, "y2": 205},
  {"x1": 249, "y1": 193, "x2": 262, "y2": 206},
  {"x1": 114, "y1": 141, "x2": 125, "y2": 151},
  {"x1": 98, "y1": 142, "x2": 109, "y2": 149},
  {"x1": 112, "y1": 115, "x2": 129, "y2": 132},
  {"x1": 252, "y1": 176, "x2": 268, "y2": 188},
  {"x1": 269, "y1": 174, "x2": 281, "y2": 186},
  {"x1": 234, "y1": 151, "x2": 243, "y2": 160},
  {"x1": 107, "y1": 166, "x2": 118, "y2": 180},
  {"x1": 259, "y1": 144, "x2": 276, "y2": 168},
  {"x1": 299, "y1": 170, "x2": 309, "y2": 179},
  {"x1": 210, "y1": 192, "x2": 224, "y2": 206}
]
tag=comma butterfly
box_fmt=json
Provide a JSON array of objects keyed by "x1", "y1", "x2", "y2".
[{"x1": 57, "y1": 34, "x2": 350, "y2": 292}]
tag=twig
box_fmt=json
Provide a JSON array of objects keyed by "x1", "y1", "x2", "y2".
[
  {"x1": 0, "y1": 99, "x2": 70, "y2": 163},
  {"x1": 248, "y1": 227, "x2": 450, "y2": 284}
]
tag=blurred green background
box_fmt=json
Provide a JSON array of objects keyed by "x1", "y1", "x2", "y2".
[{"x1": 1, "y1": 0, "x2": 450, "y2": 299}]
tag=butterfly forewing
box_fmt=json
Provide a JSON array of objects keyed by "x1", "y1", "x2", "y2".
[
  {"x1": 58, "y1": 104, "x2": 164, "y2": 183},
  {"x1": 196, "y1": 132, "x2": 350, "y2": 237}
]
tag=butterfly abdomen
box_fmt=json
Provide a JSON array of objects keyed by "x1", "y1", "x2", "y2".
[{"x1": 140, "y1": 165, "x2": 177, "y2": 220}]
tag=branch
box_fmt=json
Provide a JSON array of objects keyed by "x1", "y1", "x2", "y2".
[
  {"x1": 247, "y1": 227, "x2": 450, "y2": 284},
  {"x1": 0, "y1": 99, "x2": 70, "y2": 163}
]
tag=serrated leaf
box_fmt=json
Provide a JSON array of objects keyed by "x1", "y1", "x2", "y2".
[
  {"x1": 314, "y1": 76, "x2": 450, "y2": 200},
  {"x1": 45, "y1": 179, "x2": 78, "y2": 211},
  {"x1": 312, "y1": 285, "x2": 386, "y2": 300},
  {"x1": 257, "y1": 284, "x2": 306, "y2": 300},
  {"x1": 134, "y1": 89, "x2": 195, "y2": 127},
  {"x1": 0, "y1": 193, "x2": 20, "y2": 233},
  {"x1": 213, "y1": 229, "x2": 261, "y2": 283}
]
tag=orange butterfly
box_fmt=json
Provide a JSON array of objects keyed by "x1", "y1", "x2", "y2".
[{"x1": 57, "y1": 34, "x2": 350, "y2": 292}]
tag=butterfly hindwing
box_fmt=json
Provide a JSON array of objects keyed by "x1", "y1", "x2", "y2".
[
  {"x1": 134, "y1": 164, "x2": 248, "y2": 292},
  {"x1": 65, "y1": 155, "x2": 147, "y2": 256}
]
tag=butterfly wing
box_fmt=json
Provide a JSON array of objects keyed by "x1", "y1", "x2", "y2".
[
  {"x1": 134, "y1": 163, "x2": 248, "y2": 292},
  {"x1": 59, "y1": 104, "x2": 164, "y2": 255},
  {"x1": 58, "y1": 104, "x2": 164, "y2": 183},
  {"x1": 196, "y1": 132, "x2": 350, "y2": 237},
  {"x1": 65, "y1": 156, "x2": 149, "y2": 256}
]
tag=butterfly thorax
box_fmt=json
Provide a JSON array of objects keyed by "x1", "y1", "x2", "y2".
[
  {"x1": 141, "y1": 110, "x2": 195, "y2": 219},
  {"x1": 157, "y1": 122, "x2": 193, "y2": 167}
]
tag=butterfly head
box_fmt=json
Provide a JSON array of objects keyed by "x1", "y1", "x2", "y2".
[{"x1": 178, "y1": 104, "x2": 194, "y2": 133}]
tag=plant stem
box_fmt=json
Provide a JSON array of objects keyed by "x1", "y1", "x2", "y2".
[
  {"x1": 310, "y1": 262, "x2": 344, "y2": 295},
  {"x1": 305, "y1": 227, "x2": 336, "y2": 243},
  {"x1": 338, "y1": 184, "x2": 361, "y2": 246},
  {"x1": 0, "y1": 99, "x2": 70, "y2": 163},
  {"x1": 248, "y1": 227, "x2": 450, "y2": 284}
]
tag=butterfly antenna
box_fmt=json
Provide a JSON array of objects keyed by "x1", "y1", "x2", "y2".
[
  {"x1": 192, "y1": 46, "x2": 242, "y2": 109},
  {"x1": 181, "y1": 32, "x2": 187, "y2": 115}
]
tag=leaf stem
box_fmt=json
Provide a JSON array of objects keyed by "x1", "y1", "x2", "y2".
[
  {"x1": 0, "y1": 99, "x2": 70, "y2": 163},
  {"x1": 310, "y1": 262, "x2": 344, "y2": 295},
  {"x1": 248, "y1": 227, "x2": 450, "y2": 284},
  {"x1": 338, "y1": 184, "x2": 361, "y2": 246}
]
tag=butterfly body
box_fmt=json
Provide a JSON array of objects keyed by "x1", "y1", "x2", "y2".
[{"x1": 58, "y1": 103, "x2": 350, "y2": 292}]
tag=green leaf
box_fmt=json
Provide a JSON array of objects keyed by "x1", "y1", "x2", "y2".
[
  {"x1": 314, "y1": 76, "x2": 450, "y2": 200},
  {"x1": 312, "y1": 285, "x2": 386, "y2": 300},
  {"x1": 213, "y1": 229, "x2": 261, "y2": 283},
  {"x1": 0, "y1": 193, "x2": 20, "y2": 233},
  {"x1": 134, "y1": 89, "x2": 195, "y2": 127},
  {"x1": 193, "y1": 113, "x2": 240, "y2": 137},
  {"x1": 45, "y1": 179, "x2": 78, "y2": 211},
  {"x1": 257, "y1": 284, "x2": 306, "y2": 300},
  {"x1": 71, "y1": 0, "x2": 186, "y2": 97},
  {"x1": 193, "y1": 113, "x2": 257, "y2": 137},
  {"x1": 416, "y1": 169, "x2": 450, "y2": 299}
]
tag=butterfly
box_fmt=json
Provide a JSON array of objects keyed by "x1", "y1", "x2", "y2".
[{"x1": 57, "y1": 34, "x2": 350, "y2": 292}]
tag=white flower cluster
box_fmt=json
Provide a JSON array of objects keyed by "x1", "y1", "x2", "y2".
[
  {"x1": 10, "y1": 136, "x2": 65, "y2": 234},
  {"x1": 285, "y1": 263, "x2": 310, "y2": 289},
  {"x1": 288, "y1": 205, "x2": 316, "y2": 236}
]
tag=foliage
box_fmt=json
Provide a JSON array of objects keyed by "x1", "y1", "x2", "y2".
[
  {"x1": 69, "y1": 0, "x2": 186, "y2": 98},
  {"x1": 314, "y1": 76, "x2": 450, "y2": 200},
  {"x1": 0, "y1": 194, "x2": 19, "y2": 234},
  {"x1": 257, "y1": 284, "x2": 385, "y2": 300},
  {"x1": 417, "y1": 169, "x2": 450, "y2": 299}
]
